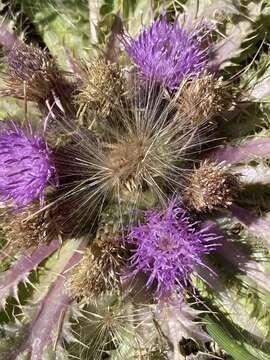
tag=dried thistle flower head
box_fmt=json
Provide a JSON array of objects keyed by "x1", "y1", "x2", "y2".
[
  {"x1": 1, "y1": 205, "x2": 56, "y2": 257},
  {"x1": 75, "y1": 59, "x2": 124, "y2": 125},
  {"x1": 184, "y1": 160, "x2": 239, "y2": 212},
  {"x1": 0, "y1": 42, "x2": 74, "y2": 116},
  {"x1": 54, "y1": 86, "x2": 204, "y2": 229},
  {"x1": 66, "y1": 224, "x2": 129, "y2": 303},
  {"x1": 177, "y1": 72, "x2": 231, "y2": 126},
  {"x1": 103, "y1": 132, "x2": 169, "y2": 194}
]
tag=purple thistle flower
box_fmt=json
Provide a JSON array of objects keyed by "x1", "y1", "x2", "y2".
[
  {"x1": 121, "y1": 16, "x2": 212, "y2": 91},
  {"x1": 0, "y1": 121, "x2": 56, "y2": 208},
  {"x1": 127, "y1": 199, "x2": 217, "y2": 297}
]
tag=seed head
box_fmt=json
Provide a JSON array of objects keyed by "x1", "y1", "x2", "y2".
[
  {"x1": 0, "y1": 121, "x2": 56, "y2": 208},
  {"x1": 66, "y1": 225, "x2": 129, "y2": 303},
  {"x1": 121, "y1": 17, "x2": 212, "y2": 91},
  {"x1": 126, "y1": 198, "x2": 218, "y2": 298},
  {"x1": 53, "y1": 87, "x2": 201, "y2": 230},
  {"x1": 69, "y1": 298, "x2": 147, "y2": 360},
  {"x1": 184, "y1": 160, "x2": 239, "y2": 212},
  {"x1": 75, "y1": 59, "x2": 124, "y2": 125},
  {"x1": 1, "y1": 205, "x2": 56, "y2": 257},
  {"x1": 177, "y1": 72, "x2": 231, "y2": 125}
]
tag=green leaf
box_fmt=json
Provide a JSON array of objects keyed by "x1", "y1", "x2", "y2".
[
  {"x1": 14, "y1": 0, "x2": 90, "y2": 68},
  {"x1": 205, "y1": 314, "x2": 270, "y2": 360}
]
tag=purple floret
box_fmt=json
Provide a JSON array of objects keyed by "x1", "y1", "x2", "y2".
[
  {"x1": 0, "y1": 121, "x2": 56, "y2": 208},
  {"x1": 127, "y1": 199, "x2": 217, "y2": 297},
  {"x1": 121, "y1": 16, "x2": 212, "y2": 91}
]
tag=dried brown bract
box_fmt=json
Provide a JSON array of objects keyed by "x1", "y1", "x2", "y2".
[
  {"x1": 184, "y1": 160, "x2": 239, "y2": 212},
  {"x1": 75, "y1": 59, "x2": 125, "y2": 126},
  {"x1": 177, "y1": 72, "x2": 231, "y2": 126},
  {"x1": 66, "y1": 224, "x2": 129, "y2": 303},
  {"x1": 1, "y1": 205, "x2": 57, "y2": 257}
]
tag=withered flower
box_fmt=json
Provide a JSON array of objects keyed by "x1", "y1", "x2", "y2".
[
  {"x1": 184, "y1": 160, "x2": 239, "y2": 212},
  {"x1": 0, "y1": 42, "x2": 75, "y2": 117},
  {"x1": 177, "y1": 72, "x2": 231, "y2": 126},
  {"x1": 66, "y1": 224, "x2": 129, "y2": 303},
  {"x1": 75, "y1": 59, "x2": 124, "y2": 126}
]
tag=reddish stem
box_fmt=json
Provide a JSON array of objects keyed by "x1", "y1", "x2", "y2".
[
  {"x1": 209, "y1": 138, "x2": 270, "y2": 164},
  {"x1": 18, "y1": 239, "x2": 87, "y2": 360},
  {"x1": 0, "y1": 240, "x2": 60, "y2": 307},
  {"x1": 0, "y1": 23, "x2": 18, "y2": 49}
]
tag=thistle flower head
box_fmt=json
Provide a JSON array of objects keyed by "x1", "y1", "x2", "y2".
[
  {"x1": 0, "y1": 121, "x2": 56, "y2": 208},
  {"x1": 2, "y1": 42, "x2": 58, "y2": 101},
  {"x1": 184, "y1": 160, "x2": 239, "y2": 212},
  {"x1": 69, "y1": 297, "x2": 149, "y2": 360},
  {"x1": 53, "y1": 86, "x2": 201, "y2": 230},
  {"x1": 126, "y1": 199, "x2": 217, "y2": 298},
  {"x1": 0, "y1": 42, "x2": 75, "y2": 116},
  {"x1": 8, "y1": 42, "x2": 54, "y2": 78},
  {"x1": 121, "y1": 17, "x2": 212, "y2": 91}
]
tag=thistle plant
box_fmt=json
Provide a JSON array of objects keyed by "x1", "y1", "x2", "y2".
[{"x1": 0, "y1": 1, "x2": 270, "y2": 360}]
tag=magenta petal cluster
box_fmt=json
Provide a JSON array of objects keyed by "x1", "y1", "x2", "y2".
[
  {"x1": 127, "y1": 199, "x2": 217, "y2": 297},
  {"x1": 0, "y1": 121, "x2": 56, "y2": 208},
  {"x1": 121, "y1": 16, "x2": 211, "y2": 91}
]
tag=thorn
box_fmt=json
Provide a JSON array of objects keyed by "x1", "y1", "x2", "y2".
[{"x1": 12, "y1": 287, "x2": 20, "y2": 304}]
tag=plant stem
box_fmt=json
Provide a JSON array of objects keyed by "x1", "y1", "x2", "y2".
[{"x1": 209, "y1": 138, "x2": 270, "y2": 164}]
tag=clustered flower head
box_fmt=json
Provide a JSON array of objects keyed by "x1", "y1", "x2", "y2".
[
  {"x1": 2, "y1": 42, "x2": 58, "y2": 102},
  {"x1": 121, "y1": 16, "x2": 212, "y2": 91},
  {"x1": 1, "y1": 204, "x2": 54, "y2": 257},
  {"x1": 0, "y1": 121, "x2": 56, "y2": 208},
  {"x1": 66, "y1": 224, "x2": 129, "y2": 303},
  {"x1": 0, "y1": 3, "x2": 266, "y2": 359},
  {"x1": 126, "y1": 198, "x2": 218, "y2": 298}
]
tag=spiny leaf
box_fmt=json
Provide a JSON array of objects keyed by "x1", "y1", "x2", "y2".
[
  {"x1": 205, "y1": 314, "x2": 270, "y2": 360},
  {"x1": 0, "y1": 237, "x2": 87, "y2": 360},
  {"x1": 0, "y1": 240, "x2": 60, "y2": 308}
]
